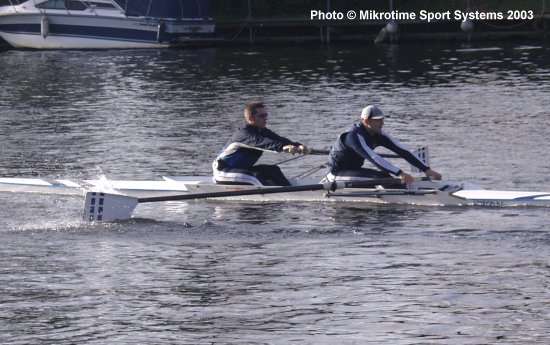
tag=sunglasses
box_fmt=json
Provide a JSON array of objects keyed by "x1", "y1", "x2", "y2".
[{"x1": 255, "y1": 113, "x2": 268, "y2": 118}]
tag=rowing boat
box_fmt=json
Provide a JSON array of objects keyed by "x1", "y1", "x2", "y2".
[
  {"x1": 1, "y1": 174, "x2": 549, "y2": 222},
  {"x1": 1, "y1": 144, "x2": 547, "y2": 221}
]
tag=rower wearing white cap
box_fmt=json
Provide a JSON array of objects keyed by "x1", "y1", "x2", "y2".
[{"x1": 326, "y1": 105, "x2": 442, "y2": 185}]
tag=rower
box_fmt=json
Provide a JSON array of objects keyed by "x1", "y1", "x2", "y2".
[
  {"x1": 212, "y1": 102, "x2": 309, "y2": 186},
  {"x1": 326, "y1": 105, "x2": 442, "y2": 185}
]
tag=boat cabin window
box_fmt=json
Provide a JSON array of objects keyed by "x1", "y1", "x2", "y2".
[
  {"x1": 0, "y1": 0, "x2": 24, "y2": 5},
  {"x1": 36, "y1": 0, "x2": 65, "y2": 9},
  {"x1": 36, "y1": 0, "x2": 87, "y2": 10},
  {"x1": 67, "y1": 1, "x2": 87, "y2": 10},
  {"x1": 84, "y1": 1, "x2": 116, "y2": 9}
]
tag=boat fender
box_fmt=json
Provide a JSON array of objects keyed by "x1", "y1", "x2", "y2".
[
  {"x1": 41, "y1": 16, "x2": 49, "y2": 38},
  {"x1": 156, "y1": 21, "x2": 165, "y2": 42}
]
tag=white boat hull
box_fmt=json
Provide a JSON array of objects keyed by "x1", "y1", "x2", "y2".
[
  {"x1": 1, "y1": 176, "x2": 549, "y2": 209},
  {"x1": 0, "y1": 31, "x2": 169, "y2": 49}
]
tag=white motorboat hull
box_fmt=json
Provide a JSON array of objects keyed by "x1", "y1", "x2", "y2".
[{"x1": 0, "y1": 31, "x2": 169, "y2": 49}]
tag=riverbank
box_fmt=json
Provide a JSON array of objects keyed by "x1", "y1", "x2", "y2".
[
  {"x1": 202, "y1": 0, "x2": 548, "y2": 45},
  {"x1": 1, "y1": 13, "x2": 547, "y2": 50},
  {"x1": 207, "y1": 15, "x2": 547, "y2": 46}
]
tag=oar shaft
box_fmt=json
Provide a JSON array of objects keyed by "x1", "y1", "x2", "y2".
[
  {"x1": 328, "y1": 189, "x2": 437, "y2": 197},
  {"x1": 310, "y1": 148, "x2": 400, "y2": 159},
  {"x1": 136, "y1": 178, "x2": 406, "y2": 203},
  {"x1": 83, "y1": 178, "x2": 408, "y2": 222},
  {"x1": 137, "y1": 183, "x2": 327, "y2": 203},
  {"x1": 309, "y1": 148, "x2": 330, "y2": 155},
  {"x1": 338, "y1": 178, "x2": 403, "y2": 189}
]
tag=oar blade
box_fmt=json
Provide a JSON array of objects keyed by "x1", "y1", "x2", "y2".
[{"x1": 83, "y1": 192, "x2": 138, "y2": 222}]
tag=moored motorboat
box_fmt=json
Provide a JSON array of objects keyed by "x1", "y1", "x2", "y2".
[{"x1": 0, "y1": 0, "x2": 214, "y2": 49}]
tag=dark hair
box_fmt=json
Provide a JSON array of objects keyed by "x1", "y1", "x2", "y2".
[{"x1": 244, "y1": 102, "x2": 265, "y2": 122}]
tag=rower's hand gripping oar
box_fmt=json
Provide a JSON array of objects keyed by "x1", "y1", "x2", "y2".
[{"x1": 83, "y1": 178, "x2": 403, "y2": 222}]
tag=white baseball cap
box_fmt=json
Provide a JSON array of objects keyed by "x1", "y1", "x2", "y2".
[{"x1": 360, "y1": 105, "x2": 384, "y2": 120}]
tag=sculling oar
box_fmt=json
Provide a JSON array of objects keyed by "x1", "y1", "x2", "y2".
[
  {"x1": 309, "y1": 148, "x2": 400, "y2": 158},
  {"x1": 311, "y1": 147, "x2": 430, "y2": 174},
  {"x1": 83, "y1": 178, "x2": 405, "y2": 222},
  {"x1": 274, "y1": 148, "x2": 403, "y2": 166}
]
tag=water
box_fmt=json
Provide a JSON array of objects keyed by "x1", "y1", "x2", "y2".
[{"x1": 1, "y1": 42, "x2": 550, "y2": 344}]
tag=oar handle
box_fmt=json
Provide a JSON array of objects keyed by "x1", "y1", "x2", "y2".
[
  {"x1": 309, "y1": 148, "x2": 330, "y2": 155},
  {"x1": 309, "y1": 148, "x2": 400, "y2": 159}
]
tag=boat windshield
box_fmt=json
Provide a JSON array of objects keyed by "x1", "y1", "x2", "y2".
[
  {"x1": 84, "y1": 1, "x2": 117, "y2": 9},
  {"x1": 35, "y1": 0, "x2": 118, "y2": 11},
  {"x1": 0, "y1": 0, "x2": 23, "y2": 6}
]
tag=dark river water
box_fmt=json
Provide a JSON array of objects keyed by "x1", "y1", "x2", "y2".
[{"x1": 1, "y1": 42, "x2": 550, "y2": 344}]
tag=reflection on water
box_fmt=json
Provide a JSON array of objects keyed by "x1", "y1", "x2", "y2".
[{"x1": 1, "y1": 42, "x2": 550, "y2": 344}]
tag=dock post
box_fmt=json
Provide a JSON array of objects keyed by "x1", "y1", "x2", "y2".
[
  {"x1": 247, "y1": 0, "x2": 254, "y2": 44},
  {"x1": 543, "y1": 0, "x2": 548, "y2": 39},
  {"x1": 326, "y1": 0, "x2": 331, "y2": 44}
]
